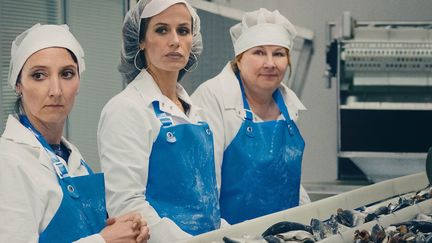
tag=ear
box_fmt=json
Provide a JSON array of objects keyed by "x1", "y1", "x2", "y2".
[
  {"x1": 15, "y1": 82, "x2": 23, "y2": 95},
  {"x1": 139, "y1": 42, "x2": 145, "y2": 50}
]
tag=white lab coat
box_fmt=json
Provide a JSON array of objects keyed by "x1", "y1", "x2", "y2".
[
  {"x1": 98, "y1": 70, "x2": 210, "y2": 242},
  {"x1": 0, "y1": 115, "x2": 104, "y2": 243},
  {"x1": 192, "y1": 63, "x2": 311, "y2": 205}
]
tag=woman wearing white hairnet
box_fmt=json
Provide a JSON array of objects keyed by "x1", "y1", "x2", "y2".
[
  {"x1": 97, "y1": 0, "x2": 220, "y2": 241},
  {"x1": 0, "y1": 24, "x2": 149, "y2": 243},
  {"x1": 192, "y1": 8, "x2": 311, "y2": 225}
]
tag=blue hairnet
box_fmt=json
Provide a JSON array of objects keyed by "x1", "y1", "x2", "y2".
[{"x1": 119, "y1": 0, "x2": 203, "y2": 83}]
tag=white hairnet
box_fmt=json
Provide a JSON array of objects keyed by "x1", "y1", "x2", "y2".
[
  {"x1": 8, "y1": 23, "x2": 85, "y2": 89},
  {"x1": 119, "y1": 0, "x2": 202, "y2": 83},
  {"x1": 230, "y1": 8, "x2": 297, "y2": 56}
]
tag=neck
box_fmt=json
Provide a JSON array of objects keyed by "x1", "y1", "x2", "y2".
[
  {"x1": 25, "y1": 114, "x2": 64, "y2": 144},
  {"x1": 147, "y1": 66, "x2": 179, "y2": 101},
  {"x1": 242, "y1": 82, "x2": 279, "y2": 121}
]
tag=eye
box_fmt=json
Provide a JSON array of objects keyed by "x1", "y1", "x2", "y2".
[
  {"x1": 61, "y1": 69, "x2": 76, "y2": 79},
  {"x1": 252, "y1": 49, "x2": 265, "y2": 56},
  {"x1": 155, "y1": 26, "x2": 168, "y2": 34},
  {"x1": 177, "y1": 26, "x2": 191, "y2": 36},
  {"x1": 274, "y1": 51, "x2": 287, "y2": 57},
  {"x1": 31, "y1": 71, "x2": 47, "y2": 81}
]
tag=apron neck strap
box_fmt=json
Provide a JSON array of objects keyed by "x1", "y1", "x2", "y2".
[
  {"x1": 19, "y1": 115, "x2": 70, "y2": 179},
  {"x1": 235, "y1": 72, "x2": 292, "y2": 121},
  {"x1": 19, "y1": 115, "x2": 91, "y2": 178},
  {"x1": 152, "y1": 101, "x2": 174, "y2": 127}
]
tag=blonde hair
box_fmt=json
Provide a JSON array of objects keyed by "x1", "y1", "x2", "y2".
[{"x1": 230, "y1": 47, "x2": 292, "y2": 79}]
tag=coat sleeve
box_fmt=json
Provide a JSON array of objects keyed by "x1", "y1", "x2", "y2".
[
  {"x1": 299, "y1": 184, "x2": 311, "y2": 205},
  {"x1": 192, "y1": 83, "x2": 225, "y2": 194},
  {"x1": 97, "y1": 96, "x2": 191, "y2": 242},
  {"x1": 0, "y1": 153, "x2": 41, "y2": 243}
]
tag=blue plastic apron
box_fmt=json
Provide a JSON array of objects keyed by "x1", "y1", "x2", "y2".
[
  {"x1": 145, "y1": 102, "x2": 220, "y2": 235},
  {"x1": 19, "y1": 115, "x2": 106, "y2": 243},
  {"x1": 219, "y1": 73, "x2": 305, "y2": 224}
]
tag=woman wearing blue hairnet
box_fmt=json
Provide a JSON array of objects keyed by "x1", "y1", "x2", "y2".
[
  {"x1": 0, "y1": 24, "x2": 149, "y2": 243},
  {"x1": 98, "y1": 0, "x2": 220, "y2": 241},
  {"x1": 192, "y1": 8, "x2": 311, "y2": 225}
]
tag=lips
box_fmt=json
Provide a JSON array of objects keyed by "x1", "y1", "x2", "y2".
[
  {"x1": 166, "y1": 52, "x2": 183, "y2": 59},
  {"x1": 260, "y1": 73, "x2": 278, "y2": 77},
  {"x1": 45, "y1": 104, "x2": 64, "y2": 108}
]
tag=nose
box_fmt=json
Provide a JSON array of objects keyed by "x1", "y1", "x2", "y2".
[
  {"x1": 263, "y1": 54, "x2": 276, "y2": 68},
  {"x1": 48, "y1": 77, "x2": 62, "y2": 97},
  {"x1": 169, "y1": 32, "x2": 180, "y2": 48}
]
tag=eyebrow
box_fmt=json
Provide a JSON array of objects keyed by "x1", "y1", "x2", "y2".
[
  {"x1": 153, "y1": 22, "x2": 191, "y2": 27},
  {"x1": 28, "y1": 64, "x2": 77, "y2": 71}
]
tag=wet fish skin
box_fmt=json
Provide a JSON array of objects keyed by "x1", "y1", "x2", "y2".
[
  {"x1": 336, "y1": 208, "x2": 366, "y2": 228},
  {"x1": 263, "y1": 235, "x2": 284, "y2": 243},
  {"x1": 391, "y1": 221, "x2": 432, "y2": 233},
  {"x1": 262, "y1": 221, "x2": 312, "y2": 237}
]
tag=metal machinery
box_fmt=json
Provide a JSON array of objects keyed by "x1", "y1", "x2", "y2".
[{"x1": 325, "y1": 12, "x2": 432, "y2": 182}]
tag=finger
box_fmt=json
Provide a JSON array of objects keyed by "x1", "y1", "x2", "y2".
[
  {"x1": 136, "y1": 226, "x2": 150, "y2": 243},
  {"x1": 105, "y1": 217, "x2": 116, "y2": 226},
  {"x1": 131, "y1": 214, "x2": 142, "y2": 229}
]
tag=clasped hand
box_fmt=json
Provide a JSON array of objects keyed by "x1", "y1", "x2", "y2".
[{"x1": 101, "y1": 212, "x2": 150, "y2": 243}]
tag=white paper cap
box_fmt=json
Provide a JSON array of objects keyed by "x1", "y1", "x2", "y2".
[
  {"x1": 140, "y1": 0, "x2": 188, "y2": 18},
  {"x1": 8, "y1": 23, "x2": 85, "y2": 89},
  {"x1": 230, "y1": 8, "x2": 297, "y2": 56}
]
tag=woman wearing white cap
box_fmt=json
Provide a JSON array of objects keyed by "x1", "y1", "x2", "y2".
[
  {"x1": 192, "y1": 8, "x2": 311, "y2": 224},
  {"x1": 0, "y1": 24, "x2": 149, "y2": 243},
  {"x1": 98, "y1": 0, "x2": 220, "y2": 241}
]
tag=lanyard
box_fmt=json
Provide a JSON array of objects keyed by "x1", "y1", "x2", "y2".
[{"x1": 19, "y1": 115, "x2": 72, "y2": 179}]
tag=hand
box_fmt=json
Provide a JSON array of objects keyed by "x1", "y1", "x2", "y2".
[
  {"x1": 100, "y1": 219, "x2": 139, "y2": 243},
  {"x1": 137, "y1": 223, "x2": 150, "y2": 243},
  {"x1": 104, "y1": 212, "x2": 150, "y2": 243}
]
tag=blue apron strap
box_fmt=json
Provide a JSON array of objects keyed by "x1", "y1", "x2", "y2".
[
  {"x1": 80, "y1": 160, "x2": 94, "y2": 175},
  {"x1": 272, "y1": 89, "x2": 292, "y2": 121},
  {"x1": 19, "y1": 115, "x2": 71, "y2": 179},
  {"x1": 19, "y1": 115, "x2": 81, "y2": 198},
  {"x1": 152, "y1": 101, "x2": 174, "y2": 127},
  {"x1": 235, "y1": 72, "x2": 253, "y2": 121}
]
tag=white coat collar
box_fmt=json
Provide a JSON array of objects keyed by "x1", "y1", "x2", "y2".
[
  {"x1": 129, "y1": 70, "x2": 203, "y2": 119},
  {"x1": 219, "y1": 62, "x2": 306, "y2": 111},
  {"x1": 2, "y1": 114, "x2": 85, "y2": 174}
]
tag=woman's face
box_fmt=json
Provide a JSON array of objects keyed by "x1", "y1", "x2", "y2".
[
  {"x1": 16, "y1": 47, "x2": 80, "y2": 127},
  {"x1": 141, "y1": 3, "x2": 193, "y2": 73},
  {"x1": 237, "y1": 45, "x2": 289, "y2": 94}
]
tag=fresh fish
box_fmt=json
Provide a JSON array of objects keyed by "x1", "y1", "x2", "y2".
[
  {"x1": 276, "y1": 230, "x2": 315, "y2": 242},
  {"x1": 370, "y1": 223, "x2": 387, "y2": 243},
  {"x1": 390, "y1": 197, "x2": 413, "y2": 213},
  {"x1": 310, "y1": 218, "x2": 333, "y2": 240},
  {"x1": 365, "y1": 206, "x2": 390, "y2": 222},
  {"x1": 223, "y1": 236, "x2": 266, "y2": 243},
  {"x1": 262, "y1": 221, "x2": 312, "y2": 237},
  {"x1": 391, "y1": 221, "x2": 432, "y2": 233},
  {"x1": 336, "y1": 208, "x2": 366, "y2": 228},
  {"x1": 263, "y1": 235, "x2": 284, "y2": 243},
  {"x1": 354, "y1": 229, "x2": 370, "y2": 242}
]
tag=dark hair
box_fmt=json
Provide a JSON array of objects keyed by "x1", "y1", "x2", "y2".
[{"x1": 14, "y1": 48, "x2": 78, "y2": 114}]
